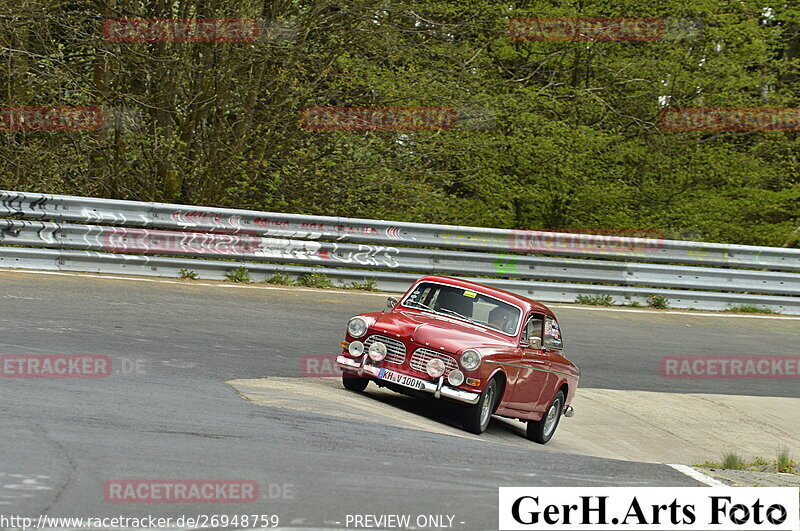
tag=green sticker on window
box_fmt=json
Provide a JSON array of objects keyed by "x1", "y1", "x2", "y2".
[{"x1": 463, "y1": 290, "x2": 477, "y2": 298}]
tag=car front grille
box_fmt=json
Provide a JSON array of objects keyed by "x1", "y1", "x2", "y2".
[
  {"x1": 410, "y1": 348, "x2": 458, "y2": 374},
  {"x1": 363, "y1": 335, "x2": 406, "y2": 365}
]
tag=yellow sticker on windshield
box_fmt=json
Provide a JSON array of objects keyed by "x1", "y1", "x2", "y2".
[{"x1": 463, "y1": 290, "x2": 477, "y2": 298}]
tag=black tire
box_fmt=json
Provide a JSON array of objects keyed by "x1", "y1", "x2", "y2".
[
  {"x1": 526, "y1": 390, "x2": 564, "y2": 444},
  {"x1": 462, "y1": 378, "x2": 499, "y2": 434},
  {"x1": 342, "y1": 373, "x2": 369, "y2": 392}
]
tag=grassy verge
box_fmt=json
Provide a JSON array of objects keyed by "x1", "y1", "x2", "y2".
[
  {"x1": 724, "y1": 305, "x2": 781, "y2": 315},
  {"x1": 575, "y1": 294, "x2": 671, "y2": 309},
  {"x1": 214, "y1": 268, "x2": 379, "y2": 292},
  {"x1": 696, "y1": 449, "x2": 797, "y2": 474}
]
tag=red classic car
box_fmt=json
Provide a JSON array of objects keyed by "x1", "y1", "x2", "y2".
[{"x1": 336, "y1": 275, "x2": 579, "y2": 443}]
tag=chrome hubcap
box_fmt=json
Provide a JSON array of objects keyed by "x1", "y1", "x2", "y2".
[
  {"x1": 544, "y1": 398, "x2": 561, "y2": 436},
  {"x1": 480, "y1": 385, "x2": 495, "y2": 427}
]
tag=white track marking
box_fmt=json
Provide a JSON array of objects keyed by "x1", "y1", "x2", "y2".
[
  {"x1": 667, "y1": 464, "x2": 728, "y2": 487},
  {"x1": 548, "y1": 304, "x2": 800, "y2": 320}
]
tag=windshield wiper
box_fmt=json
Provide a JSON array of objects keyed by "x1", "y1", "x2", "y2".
[
  {"x1": 475, "y1": 320, "x2": 505, "y2": 332},
  {"x1": 406, "y1": 300, "x2": 436, "y2": 312},
  {"x1": 439, "y1": 309, "x2": 507, "y2": 332},
  {"x1": 438, "y1": 308, "x2": 475, "y2": 322}
]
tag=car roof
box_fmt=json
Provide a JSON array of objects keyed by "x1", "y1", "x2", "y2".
[{"x1": 411, "y1": 275, "x2": 555, "y2": 316}]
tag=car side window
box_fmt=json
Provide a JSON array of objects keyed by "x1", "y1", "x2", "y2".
[
  {"x1": 407, "y1": 284, "x2": 438, "y2": 307},
  {"x1": 544, "y1": 316, "x2": 563, "y2": 349},
  {"x1": 522, "y1": 313, "x2": 544, "y2": 347}
]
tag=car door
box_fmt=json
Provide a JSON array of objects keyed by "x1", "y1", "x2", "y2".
[
  {"x1": 540, "y1": 315, "x2": 568, "y2": 400},
  {"x1": 506, "y1": 313, "x2": 553, "y2": 413}
]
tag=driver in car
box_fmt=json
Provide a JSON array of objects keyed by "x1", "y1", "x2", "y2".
[{"x1": 488, "y1": 306, "x2": 515, "y2": 333}]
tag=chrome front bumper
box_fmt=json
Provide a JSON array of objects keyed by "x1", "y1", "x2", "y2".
[{"x1": 336, "y1": 355, "x2": 480, "y2": 405}]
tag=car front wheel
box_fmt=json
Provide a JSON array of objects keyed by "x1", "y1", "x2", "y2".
[
  {"x1": 526, "y1": 390, "x2": 564, "y2": 444},
  {"x1": 342, "y1": 373, "x2": 369, "y2": 392},
  {"x1": 462, "y1": 378, "x2": 498, "y2": 434}
]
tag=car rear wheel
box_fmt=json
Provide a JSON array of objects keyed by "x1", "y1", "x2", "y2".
[
  {"x1": 462, "y1": 378, "x2": 498, "y2": 434},
  {"x1": 526, "y1": 390, "x2": 564, "y2": 444},
  {"x1": 342, "y1": 373, "x2": 369, "y2": 392}
]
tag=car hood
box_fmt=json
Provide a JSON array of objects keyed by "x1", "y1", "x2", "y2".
[{"x1": 371, "y1": 310, "x2": 514, "y2": 352}]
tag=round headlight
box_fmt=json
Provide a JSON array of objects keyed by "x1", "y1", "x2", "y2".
[
  {"x1": 460, "y1": 349, "x2": 481, "y2": 371},
  {"x1": 348, "y1": 340, "x2": 364, "y2": 357},
  {"x1": 347, "y1": 317, "x2": 368, "y2": 338},
  {"x1": 426, "y1": 358, "x2": 446, "y2": 378},
  {"x1": 447, "y1": 369, "x2": 465, "y2": 387},
  {"x1": 368, "y1": 341, "x2": 387, "y2": 361}
]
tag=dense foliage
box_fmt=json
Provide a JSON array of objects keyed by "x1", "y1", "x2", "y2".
[{"x1": 1, "y1": 0, "x2": 798, "y2": 245}]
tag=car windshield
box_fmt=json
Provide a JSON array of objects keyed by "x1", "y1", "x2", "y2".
[{"x1": 401, "y1": 282, "x2": 522, "y2": 335}]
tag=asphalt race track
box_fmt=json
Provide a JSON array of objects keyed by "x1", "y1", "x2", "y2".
[{"x1": 1, "y1": 270, "x2": 798, "y2": 530}]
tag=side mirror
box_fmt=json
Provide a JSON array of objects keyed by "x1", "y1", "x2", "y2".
[
  {"x1": 522, "y1": 336, "x2": 541, "y2": 349},
  {"x1": 386, "y1": 296, "x2": 398, "y2": 310}
]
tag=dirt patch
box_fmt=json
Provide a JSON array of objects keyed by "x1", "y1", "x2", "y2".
[{"x1": 227, "y1": 378, "x2": 800, "y2": 466}]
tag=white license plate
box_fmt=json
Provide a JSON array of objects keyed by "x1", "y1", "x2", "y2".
[{"x1": 378, "y1": 368, "x2": 426, "y2": 390}]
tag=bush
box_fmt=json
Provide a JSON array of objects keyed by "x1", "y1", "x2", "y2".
[
  {"x1": 179, "y1": 268, "x2": 198, "y2": 280},
  {"x1": 776, "y1": 448, "x2": 796, "y2": 473},
  {"x1": 721, "y1": 452, "x2": 745, "y2": 470},
  {"x1": 575, "y1": 294, "x2": 615, "y2": 306},
  {"x1": 724, "y1": 305, "x2": 780, "y2": 315},
  {"x1": 647, "y1": 294, "x2": 669, "y2": 309},
  {"x1": 264, "y1": 273, "x2": 294, "y2": 285},
  {"x1": 225, "y1": 266, "x2": 252, "y2": 283},
  {"x1": 347, "y1": 279, "x2": 379, "y2": 291},
  {"x1": 296, "y1": 273, "x2": 334, "y2": 288}
]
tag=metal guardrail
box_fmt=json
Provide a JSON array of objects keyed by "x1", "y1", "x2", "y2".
[
  {"x1": 1, "y1": 190, "x2": 799, "y2": 314},
  {"x1": 3, "y1": 190, "x2": 800, "y2": 269},
  {"x1": 2, "y1": 219, "x2": 799, "y2": 296}
]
